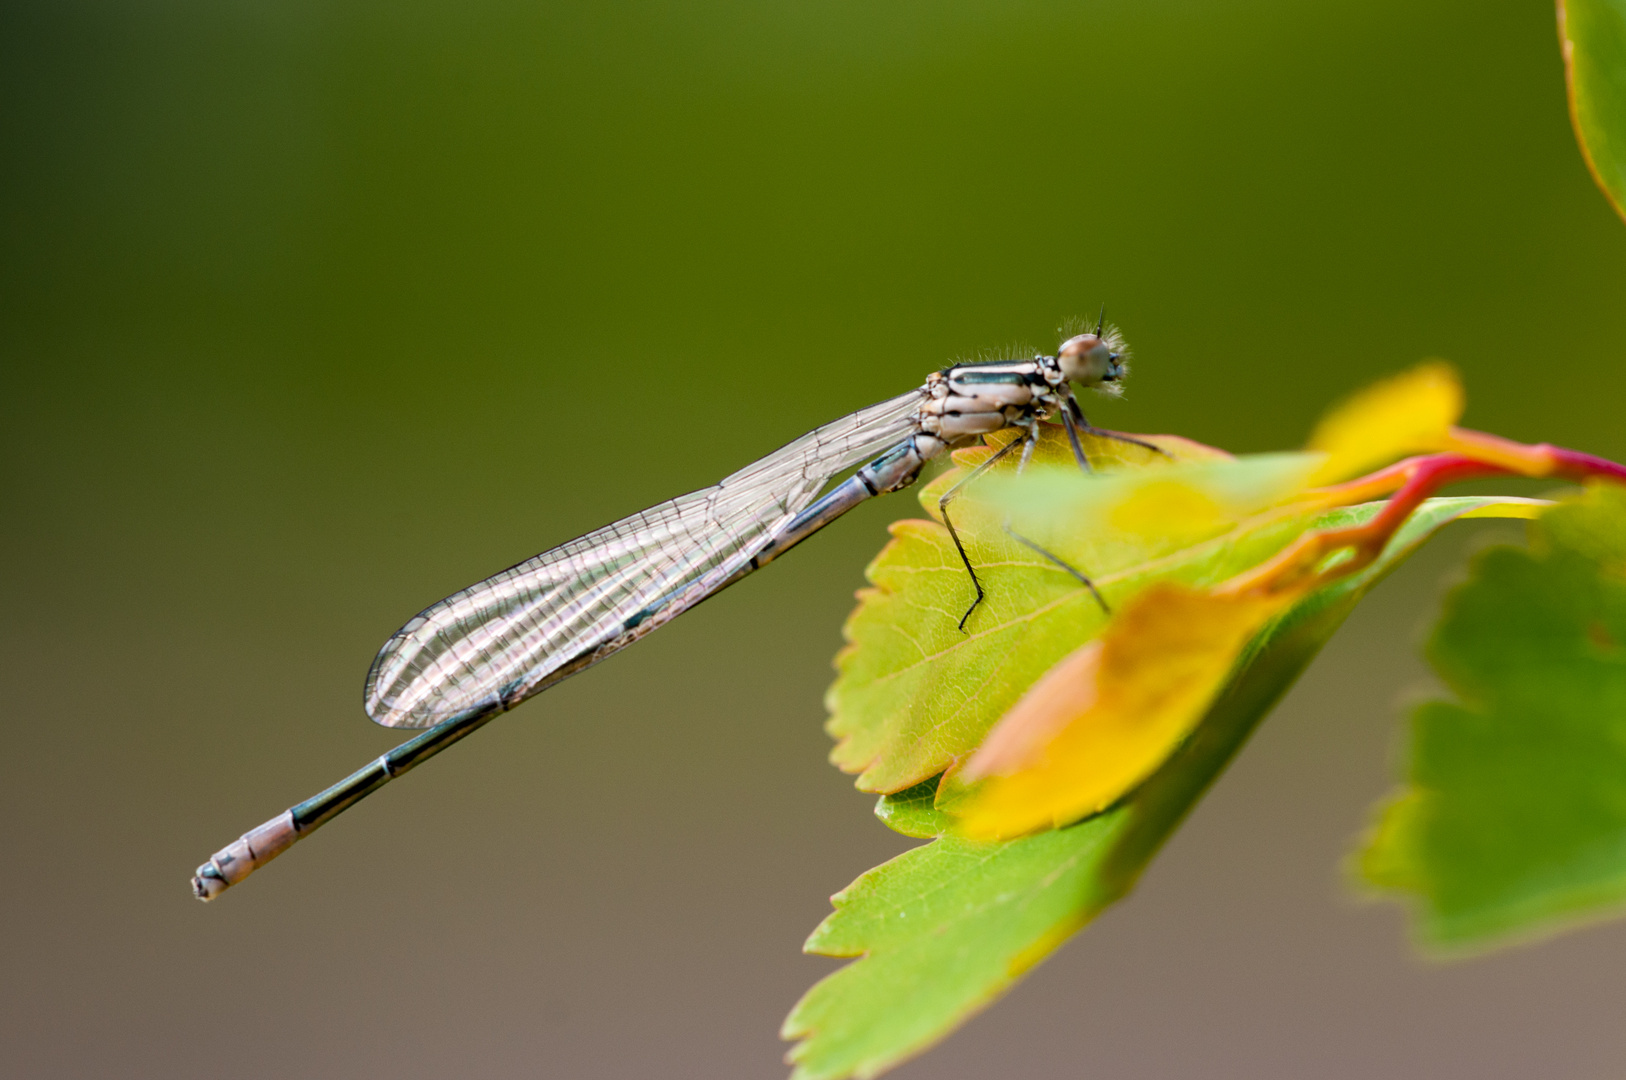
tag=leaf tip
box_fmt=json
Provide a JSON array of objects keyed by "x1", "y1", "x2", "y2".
[{"x1": 1306, "y1": 361, "x2": 1464, "y2": 483}]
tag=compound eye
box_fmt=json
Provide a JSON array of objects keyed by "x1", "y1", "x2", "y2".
[{"x1": 1057, "y1": 334, "x2": 1112, "y2": 385}]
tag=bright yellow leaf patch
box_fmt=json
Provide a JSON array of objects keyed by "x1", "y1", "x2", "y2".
[
  {"x1": 1306, "y1": 362, "x2": 1463, "y2": 484},
  {"x1": 952, "y1": 583, "x2": 1290, "y2": 839}
]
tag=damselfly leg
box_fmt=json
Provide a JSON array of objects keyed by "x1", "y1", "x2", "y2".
[
  {"x1": 1059, "y1": 407, "x2": 1093, "y2": 473},
  {"x1": 1010, "y1": 410, "x2": 1111, "y2": 615},
  {"x1": 1067, "y1": 397, "x2": 1169, "y2": 458},
  {"x1": 938, "y1": 434, "x2": 1026, "y2": 630},
  {"x1": 939, "y1": 410, "x2": 1113, "y2": 629},
  {"x1": 1001, "y1": 523, "x2": 1110, "y2": 614}
]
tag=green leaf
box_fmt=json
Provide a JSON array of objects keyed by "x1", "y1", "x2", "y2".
[
  {"x1": 827, "y1": 430, "x2": 1328, "y2": 794},
  {"x1": 789, "y1": 494, "x2": 1533, "y2": 1080},
  {"x1": 1359, "y1": 483, "x2": 1626, "y2": 947},
  {"x1": 872, "y1": 776, "x2": 950, "y2": 840},
  {"x1": 1559, "y1": 0, "x2": 1626, "y2": 224},
  {"x1": 784, "y1": 816, "x2": 1129, "y2": 1080}
]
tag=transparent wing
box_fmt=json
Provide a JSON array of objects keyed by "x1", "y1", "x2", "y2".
[{"x1": 364, "y1": 390, "x2": 926, "y2": 728}]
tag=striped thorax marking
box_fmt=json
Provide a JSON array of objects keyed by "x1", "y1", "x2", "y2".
[{"x1": 920, "y1": 356, "x2": 1067, "y2": 444}]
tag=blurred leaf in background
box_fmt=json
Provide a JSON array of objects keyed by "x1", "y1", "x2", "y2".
[
  {"x1": 1360, "y1": 483, "x2": 1626, "y2": 947},
  {"x1": 1559, "y1": 0, "x2": 1626, "y2": 222}
]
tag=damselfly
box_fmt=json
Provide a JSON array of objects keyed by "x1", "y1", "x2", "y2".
[{"x1": 192, "y1": 318, "x2": 1153, "y2": 899}]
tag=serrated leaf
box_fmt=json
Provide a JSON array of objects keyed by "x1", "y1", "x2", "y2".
[
  {"x1": 1559, "y1": 0, "x2": 1626, "y2": 224},
  {"x1": 790, "y1": 495, "x2": 1534, "y2": 1080},
  {"x1": 827, "y1": 429, "x2": 1327, "y2": 794},
  {"x1": 1358, "y1": 482, "x2": 1626, "y2": 947},
  {"x1": 784, "y1": 817, "x2": 1128, "y2": 1080}
]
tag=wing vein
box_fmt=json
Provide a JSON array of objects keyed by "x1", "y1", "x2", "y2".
[{"x1": 364, "y1": 390, "x2": 925, "y2": 728}]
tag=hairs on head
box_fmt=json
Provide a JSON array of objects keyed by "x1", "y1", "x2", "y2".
[
  {"x1": 949, "y1": 318, "x2": 1132, "y2": 395},
  {"x1": 1057, "y1": 315, "x2": 1131, "y2": 397}
]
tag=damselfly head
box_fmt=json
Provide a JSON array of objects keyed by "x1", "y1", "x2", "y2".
[{"x1": 1056, "y1": 332, "x2": 1128, "y2": 390}]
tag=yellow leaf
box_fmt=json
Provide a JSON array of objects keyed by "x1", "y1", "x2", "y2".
[
  {"x1": 952, "y1": 584, "x2": 1288, "y2": 839},
  {"x1": 1459, "y1": 498, "x2": 1550, "y2": 521},
  {"x1": 1306, "y1": 362, "x2": 1463, "y2": 484},
  {"x1": 1107, "y1": 478, "x2": 1230, "y2": 538}
]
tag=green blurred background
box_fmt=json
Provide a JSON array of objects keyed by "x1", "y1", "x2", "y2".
[{"x1": 4, "y1": 0, "x2": 1625, "y2": 1076}]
